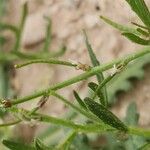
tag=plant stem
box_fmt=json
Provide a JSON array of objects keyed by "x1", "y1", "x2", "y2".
[
  {"x1": 33, "y1": 113, "x2": 114, "y2": 133},
  {"x1": 12, "y1": 2, "x2": 28, "y2": 52},
  {"x1": 31, "y1": 112, "x2": 150, "y2": 137},
  {"x1": 7, "y1": 107, "x2": 150, "y2": 137},
  {"x1": 51, "y1": 92, "x2": 101, "y2": 122},
  {"x1": 129, "y1": 127, "x2": 150, "y2": 137},
  {"x1": 11, "y1": 47, "x2": 150, "y2": 105},
  {"x1": 0, "y1": 49, "x2": 66, "y2": 62},
  {"x1": 43, "y1": 18, "x2": 52, "y2": 52},
  {"x1": 15, "y1": 59, "x2": 77, "y2": 68},
  {"x1": 0, "y1": 120, "x2": 21, "y2": 127},
  {"x1": 56, "y1": 130, "x2": 77, "y2": 149},
  {"x1": 92, "y1": 73, "x2": 116, "y2": 99}
]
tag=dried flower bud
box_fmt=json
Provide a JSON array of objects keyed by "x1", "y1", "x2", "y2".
[
  {"x1": 76, "y1": 62, "x2": 91, "y2": 71},
  {"x1": 2, "y1": 99, "x2": 12, "y2": 108}
]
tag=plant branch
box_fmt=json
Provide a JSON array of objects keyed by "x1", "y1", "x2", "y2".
[
  {"x1": 0, "y1": 120, "x2": 21, "y2": 127},
  {"x1": 51, "y1": 92, "x2": 101, "y2": 122},
  {"x1": 10, "y1": 47, "x2": 150, "y2": 105},
  {"x1": 15, "y1": 59, "x2": 77, "y2": 68},
  {"x1": 129, "y1": 127, "x2": 150, "y2": 137}
]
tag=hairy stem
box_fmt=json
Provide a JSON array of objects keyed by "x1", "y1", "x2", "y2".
[
  {"x1": 51, "y1": 92, "x2": 101, "y2": 122},
  {"x1": 11, "y1": 47, "x2": 150, "y2": 105},
  {"x1": 0, "y1": 120, "x2": 21, "y2": 127},
  {"x1": 129, "y1": 127, "x2": 150, "y2": 137},
  {"x1": 15, "y1": 59, "x2": 77, "y2": 68}
]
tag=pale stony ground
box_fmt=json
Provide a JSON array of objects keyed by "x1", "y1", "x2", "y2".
[{"x1": 3, "y1": 0, "x2": 150, "y2": 140}]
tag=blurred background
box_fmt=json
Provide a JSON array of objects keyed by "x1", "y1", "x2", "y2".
[{"x1": 0, "y1": 0, "x2": 150, "y2": 148}]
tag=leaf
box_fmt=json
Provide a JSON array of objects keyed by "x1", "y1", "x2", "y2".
[
  {"x1": 43, "y1": 17, "x2": 52, "y2": 52},
  {"x1": 70, "y1": 134, "x2": 91, "y2": 150},
  {"x1": 107, "y1": 53, "x2": 150, "y2": 105},
  {"x1": 83, "y1": 30, "x2": 108, "y2": 106},
  {"x1": 56, "y1": 130, "x2": 77, "y2": 150},
  {"x1": 125, "y1": 0, "x2": 150, "y2": 28},
  {"x1": 138, "y1": 143, "x2": 150, "y2": 150},
  {"x1": 0, "y1": 23, "x2": 18, "y2": 33},
  {"x1": 88, "y1": 82, "x2": 106, "y2": 104},
  {"x1": 0, "y1": 36, "x2": 6, "y2": 47},
  {"x1": 0, "y1": 0, "x2": 6, "y2": 18},
  {"x1": 73, "y1": 90, "x2": 87, "y2": 110},
  {"x1": 122, "y1": 32, "x2": 150, "y2": 45},
  {"x1": 84, "y1": 97, "x2": 128, "y2": 131},
  {"x1": 100, "y1": 16, "x2": 140, "y2": 36},
  {"x1": 136, "y1": 28, "x2": 149, "y2": 37},
  {"x1": 124, "y1": 102, "x2": 139, "y2": 126},
  {"x1": 34, "y1": 138, "x2": 51, "y2": 150},
  {"x1": 124, "y1": 102, "x2": 146, "y2": 150},
  {"x1": 2, "y1": 140, "x2": 35, "y2": 150}
]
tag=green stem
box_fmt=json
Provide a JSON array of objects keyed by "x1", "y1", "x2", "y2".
[
  {"x1": 15, "y1": 59, "x2": 77, "y2": 68},
  {"x1": 56, "y1": 130, "x2": 77, "y2": 149},
  {"x1": 11, "y1": 47, "x2": 150, "y2": 105},
  {"x1": 51, "y1": 92, "x2": 100, "y2": 122},
  {"x1": 12, "y1": 2, "x2": 28, "y2": 52},
  {"x1": 0, "y1": 120, "x2": 21, "y2": 127},
  {"x1": 7, "y1": 107, "x2": 150, "y2": 137},
  {"x1": 43, "y1": 18, "x2": 52, "y2": 52},
  {"x1": 32, "y1": 112, "x2": 150, "y2": 137},
  {"x1": 34, "y1": 113, "x2": 114, "y2": 133},
  {"x1": 0, "y1": 50, "x2": 66, "y2": 62},
  {"x1": 129, "y1": 127, "x2": 150, "y2": 137},
  {"x1": 92, "y1": 73, "x2": 116, "y2": 99}
]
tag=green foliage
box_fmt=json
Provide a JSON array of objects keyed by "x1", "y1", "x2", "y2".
[
  {"x1": 73, "y1": 91, "x2": 87, "y2": 110},
  {"x1": 100, "y1": 16, "x2": 140, "y2": 35},
  {"x1": 101, "y1": 0, "x2": 150, "y2": 45},
  {"x1": 124, "y1": 102, "x2": 146, "y2": 150},
  {"x1": 125, "y1": 0, "x2": 150, "y2": 28},
  {"x1": 122, "y1": 32, "x2": 150, "y2": 45},
  {"x1": 83, "y1": 30, "x2": 108, "y2": 107},
  {"x1": 138, "y1": 143, "x2": 150, "y2": 150},
  {"x1": 34, "y1": 138, "x2": 51, "y2": 150},
  {"x1": 84, "y1": 97, "x2": 128, "y2": 131},
  {"x1": 107, "y1": 53, "x2": 150, "y2": 104},
  {"x1": 2, "y1": 140, "x2": 35, "y2": 150},
  {"x1": 0, "y1": 0, "x2": 150, "y2": 149},
  {"x1": 69, "y1": 134, "x2": 91, "y2": 150}
]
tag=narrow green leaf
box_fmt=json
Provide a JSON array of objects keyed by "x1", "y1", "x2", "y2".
[
  {"x1": 125, "y1": 0, "x2": 150, "y2": 28},
  {"x1": 132, "y1": 22, "x2": 150, "y2": 30},
  {"x1": 43, "y1": 17, "x2": 52, "y2": 52},
  {"x1": 124, "y1": 102, "x2": 146, "y2": 150},
  {"x1": 122, "y1": 32, "x2": 150, "y2": 45},
  {"x1": 138, "y1": 143, "x2": 150, "y2": 150},
  {"x1": 83, "y1": 30, "x2": 108, "y2": 107},
  {"x1": 88, "y1": 82, "x2": 106, "y2": 105},
  {"x1": 20, "y1": 2, "x2": 28, "y2": 28},
  {"x1": 56, "y1": 130, "x2": 77, "y2": 150},
  {"x1": 2, "y1": 140, "x2": 35, "y2": 150},
  {"x1": 84, "y1": 97, "x2": 128, "y2": 131},
  {"x1": 88, "y1": 82, "x2": 98, "y2": 91},
  {"x1": 34, "y1": 138, "x2": 51, "y2": 150},
  {"x1": 73, "y1": 90, "x2": 87, "y2": 110},
  {"x1": 124, "y1": 102, "x2": 139, "y2": 126},
  {"x1": 136, "y1": 28, "x2": 149, "y2": 37},
  {"x1": 107, "y1": 53, "x2": 150, "y2": 105},
  {"x1": 0, "y1": 23, "x2": 18, "y2": 33},
  {"x1": 0, "y1": 36, "x2": 6, "y2": 47},
  {"x1": 83, "y1": 30, "x2": 100, "y2": 68},
  {"x1": 12, "y1": 2, "x2": 28, "y2": 52},
  {"x1": 100, "y1": 16, "x2": 140, "y2": 35},
  {"x1": 70, "y1": 134, "x2": 91, "y2": 150}
]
